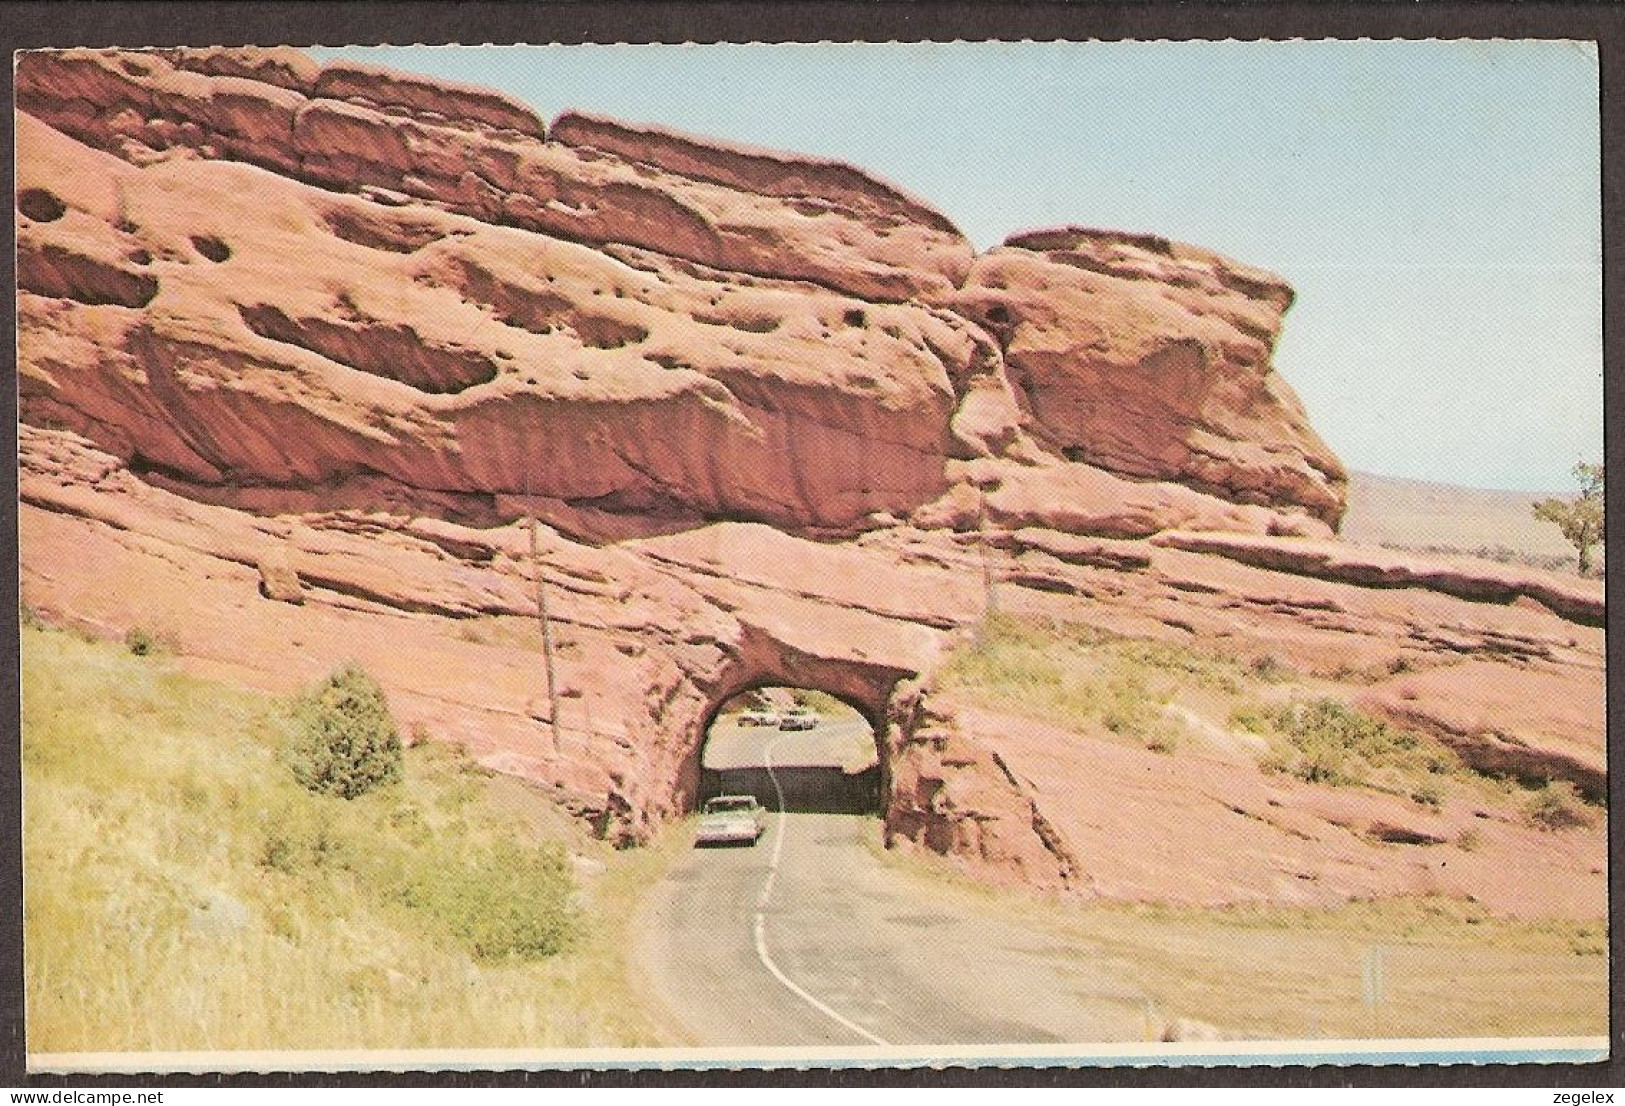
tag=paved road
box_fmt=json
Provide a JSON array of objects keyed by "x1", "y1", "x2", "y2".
[
  {"x1": 703, "y1": 716, "x2": 877, "y2": 772},
  {"x1": 635, "y1": 722, "x2": 1150, "y2": 1048}
]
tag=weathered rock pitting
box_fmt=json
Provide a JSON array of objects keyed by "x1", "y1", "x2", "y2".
[
  {"x1": 935, "y1": 228, "x2": 1346, "y2": 526},
  {"x1": 17, "y1": 45, "x2": 1344, "y2": 535},
  {"x1": 15, "y1": 47, "x2": 1606, "y2": 917}
]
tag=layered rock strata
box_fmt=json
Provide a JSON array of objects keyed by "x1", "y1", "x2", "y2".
[
  {"x1": 14, "y1": 47, "x2": 1604, "y2": 916},
  {"x1": 17, "y1": 45, "x2": 1343, "y2": 536}
]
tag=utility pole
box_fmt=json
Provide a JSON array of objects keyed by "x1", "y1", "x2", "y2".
[
  {"x1": 978, "y1": 484, "x2": 997, "y2": 621},
  {"x1": 528, "y1": 515, "x2": 563, "y2": 755}
]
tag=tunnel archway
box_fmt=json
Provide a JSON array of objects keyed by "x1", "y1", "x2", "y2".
[
  {"x1": 698, "y1": 685, "x2": 882, "y2": 815},
  {"x1": 666, "y1": 619, "x2": 921, "y2": 824},
  {"x1": 650, "y1": 620, "x2": 1073, "y2": 888}
]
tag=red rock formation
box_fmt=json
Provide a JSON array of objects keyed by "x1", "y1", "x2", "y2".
[
  {"x1": 914, "y1": 458, "x2": 1334, "y2": 540},
  {"x1": 15, "y1": 109, "x2": 975, "y2": 534},
  {"x1": 14, "y1": 48, "x2": 1605, "y2": 918},
  {"x1": 1357, "y1": 660, "x2": 1606, "y2": 801},
  {"x1": 16, "y1": 45, "x2": 1345, "y2": 534},
  {"x1": 18, "y1": 425, "x2": 1606, "y2": 916},
  {"x1": 934, "y1": 228, "x2": 1347, "y2": 526},
  {"x1": 15, "y1": 47, "x2": 970, "y2": 305},
  {"x1": 1151, "y1": 530, "x2": 1605, "y2": 626},
  {"x1": 311, "y1": 60, "x2": 548, "y2": 138}
]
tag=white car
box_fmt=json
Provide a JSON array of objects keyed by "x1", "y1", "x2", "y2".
[{"x1": 695, "y1": 795, "x2": 767, "y2": 846}]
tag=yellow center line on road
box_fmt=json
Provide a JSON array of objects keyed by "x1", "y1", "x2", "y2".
[{"x1": 751, "y1": 733, "x2": 891, "y2": 1047}]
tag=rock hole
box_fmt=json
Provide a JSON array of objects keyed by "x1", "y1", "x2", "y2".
[
  {"x1": 238, "y1": 303, "x2": 497, "y2": 394},
  {"x1": 844, "y1": 308, "x2": 867, "y2": 327},
  {"x1": 578, "y1": 318, "x2": 649, "y2": 350},
  {"x1": 191, "y1": 235, "x2": 231, "y2": 263},
  {"x1": 17, "y1": 189, "x2": 66, "y2": 223},
  {"x1": 322, "y1": 209, "x2": 444, "y2": 254}
]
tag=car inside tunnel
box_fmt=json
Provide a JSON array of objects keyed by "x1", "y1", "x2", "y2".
[{"x1": 698, "y1": 686, "x2": 882, "y2": 816}]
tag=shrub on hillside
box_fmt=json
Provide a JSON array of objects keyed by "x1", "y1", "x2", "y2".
[
  {"x1": 371, "y1": 839, "x2": 577, "y2": 961},
  {"x1": 288, "y1": 663, "x2": 403, "y2": 799},
  {"x1": 1257, "y1": 698, "x2": 1452, "y2": 789},
  {"x1": 1526, "y1": 780, "x2": 1594, "y2": 831},
  {"x1": 124, "y1": 625, "x2": 173, "y2": 656}
]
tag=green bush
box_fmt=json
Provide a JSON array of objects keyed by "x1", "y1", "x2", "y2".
[
  {"x1": 367, "y1": 839, "x2": 577, "y2": 961},
  {"x1": 1293, "y1": 743, "x2": 1350, "y2": 785},
  {"x1": 287, "y1": 664, "x2": 403, "y2": 799},
  {"x1": 1259, "y1": 699, "x2": 1448, "y2": 789},
  {"x1": 1100, "y1": 673, "x2": 1154, "y2": 735},
  {"x1": 1249, "y1": 654, "x2": 1288, "y2": 682},
  {"x1": 124, "y1": 626, "x2": 167, "y2": 656},
  {"x1": 1410, "y1": 783, "x2": 1443, "y2": 809},
  {"x1": 1526, "y1": 781, "x2": 1594, "y2": 831}
]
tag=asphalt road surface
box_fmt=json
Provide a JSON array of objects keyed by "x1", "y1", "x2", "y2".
[
  {"x1": 702, "y1": 715, "x2": 877, "y2": 772},
  {"x1": 635, "y1": 720, "x2": 1150, "y2": 1048}
]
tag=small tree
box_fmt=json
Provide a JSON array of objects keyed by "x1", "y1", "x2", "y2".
[
  {"x1": 1532, "y1": 461, "x2": 1605, "y2": 574},
  {"x1": 288, "y1": 663, "x2": 403, "y2": 799}
]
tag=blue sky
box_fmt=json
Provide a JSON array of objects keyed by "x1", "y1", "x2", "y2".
[{"x1": 310, "y1": 41, "x2": 1602, "y2": 493}]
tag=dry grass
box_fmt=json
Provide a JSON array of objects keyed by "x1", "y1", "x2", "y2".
[
  {"x1": 1061, "y1": 899, "x2": 1608, "y2": 1040},
  {"x1": 1341, "y1": 470, "x2": 1598, "y2": 578},
  {"x1": 918, "y1": 615, "x2": 1606, "y2": 1039},
  {"x1": 875, "y1": 844, "x2": 1607, "y2": 1041},
  {"x1": 939, "y1": 615, "x2": 1251, "y2": 755},
  {"x1": 22, "y1": 624, "x2": 684, "y2": 1055}
]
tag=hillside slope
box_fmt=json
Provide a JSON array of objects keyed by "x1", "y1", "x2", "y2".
[
  {"x1": 1342, "y1": 471, "x2": 1587, "y2": 573},
  {"x1": 20, "y1": 623, "x2": 683, "y2": 1052}
]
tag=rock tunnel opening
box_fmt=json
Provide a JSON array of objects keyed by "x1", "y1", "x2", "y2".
[{"x1": 698, "y1": 685, "x2": 882, "y2": 816}]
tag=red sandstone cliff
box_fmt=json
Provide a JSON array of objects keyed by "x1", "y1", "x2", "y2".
[
  {"x1": 16, "y1": 45, "x2": 1343, "y2": 538},
  {"x1": 14, "y1": 48, "x2": 1604, "y2": 918}
]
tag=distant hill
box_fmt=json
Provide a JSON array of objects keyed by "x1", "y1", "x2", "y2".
[{"x1": 1341, "y1": 471, "x2": 1592, "y2": 576}]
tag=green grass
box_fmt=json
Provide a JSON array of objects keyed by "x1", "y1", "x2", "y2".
[
  {"x1": 22, "y1": 624, "x2": 680, "y2": 1053},
  {"x1": 1526, "y1": 780, "x2": 1595, "y2": 831},
  {"x1": 1238, "y1": 699, "x2": 1454, "y2": 789},
  {"x1": 939, "y1": 615, "x2": 1566, "y2": 812},
  {"x1": 939, "y1": 614, "x2": 1263, "y2": 754}
]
